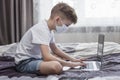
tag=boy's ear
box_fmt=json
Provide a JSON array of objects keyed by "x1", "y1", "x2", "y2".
[{"x1": 55, "y1": 16, "x2": 60, "y2": 22}]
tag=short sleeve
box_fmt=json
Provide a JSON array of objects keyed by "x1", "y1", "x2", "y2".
[
  {"x1": 32, "y1": 33, "x2": 50, "y2": 45},
  {"x1": 50, "y1": 31, "x2": 55, "y2": 43},
  {"x1": 31, "y1": 27, "x2": 51, "y2": 45}
]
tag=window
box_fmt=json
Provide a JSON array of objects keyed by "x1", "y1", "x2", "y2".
[
  {"x1": 85, "y1": 0, "x2": 120, "y2": 18},
  {"x1": 33, "y1": 0, "x2": 120, "y2": 26}
]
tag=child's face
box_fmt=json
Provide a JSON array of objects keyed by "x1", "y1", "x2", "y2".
[
  {"x1": 54, "y1": 16, "x2": 72, "y2": 33},
  {"x1": 55, "y1": 16, "x2": 72, "y2": 27}
]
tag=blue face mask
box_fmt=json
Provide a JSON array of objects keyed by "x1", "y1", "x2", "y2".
[{"x1": 55, "y1": 21, "x2": 68, "y2": 33}]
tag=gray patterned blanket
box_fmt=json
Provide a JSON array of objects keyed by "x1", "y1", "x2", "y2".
[
  {"x1": 0, "y1": 43, "x2": 120, "y2": 80},
  {"x1": 0, "y1": 53, "x2": 120, "y2": 80}
]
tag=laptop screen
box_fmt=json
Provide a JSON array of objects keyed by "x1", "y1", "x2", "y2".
[
  {"x1": 97, "y1": 34, "x2": 104, "y2": 58},
  {"x1": 97, "y1": 34, "x2": 105, "y2": 69}
]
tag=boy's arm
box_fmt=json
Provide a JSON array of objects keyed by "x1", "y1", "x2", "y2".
[
  {"x1": 40, "y1": 44, "x2": 85, "y2": 67},
  {"x1": 50, "y1": 43, "x2": 85, "y2": 62}
]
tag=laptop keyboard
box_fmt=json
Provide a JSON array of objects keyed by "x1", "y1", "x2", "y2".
[
  {"x1": 59, "y1": 77, "x2": 88, "y2": 80},
  {"x1": 81, "y1": 62, "x2": 94, "y2": 69}
]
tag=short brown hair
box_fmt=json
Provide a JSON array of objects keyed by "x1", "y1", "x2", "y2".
[{"x1": 50, "y1": 2, "x2": 77, "y2": 24}]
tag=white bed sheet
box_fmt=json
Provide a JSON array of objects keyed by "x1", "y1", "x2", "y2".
[
  {"x1": 0, "y1": 42, "x2": 120, "y2": 57},
  {"x1": 58, "y1": 42, "x2": 120, "y2": 58}
]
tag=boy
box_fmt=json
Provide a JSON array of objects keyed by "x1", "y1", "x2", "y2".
[{"x1": 15, "y1": 2, "x2": 85, "y2": 75}]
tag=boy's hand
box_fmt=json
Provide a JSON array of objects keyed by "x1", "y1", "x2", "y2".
[
  {"x1": 67, "y1": 61, "x2": 86, "y2": 68},
  {"x1": 72, "y1": 58, "x2": 86, "y2": 63}
]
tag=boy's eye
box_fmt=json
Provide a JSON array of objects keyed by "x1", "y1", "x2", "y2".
[{"x1": 65, "y1": 24, "x2": 69, "y2": 27}]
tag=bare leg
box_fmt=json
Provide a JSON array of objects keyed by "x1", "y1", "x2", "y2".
[{"x1": 39, "y1": 61, "x2": 63, "y2": 75}]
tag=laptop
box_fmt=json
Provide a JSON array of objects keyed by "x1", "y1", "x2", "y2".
[
  {"x1": 62, "y1": 34, "x2": 105, "y2": 71},
  {"x1": 59, "y1": 77, "x2": 88, "y2": 80},
  {"x1": 78, "y1": 34, "x2": 105, "y2": 71}
]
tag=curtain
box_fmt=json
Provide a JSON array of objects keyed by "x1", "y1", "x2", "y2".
[{"x1": 0, "y1": 0, "x2": 33, "y2": 45}]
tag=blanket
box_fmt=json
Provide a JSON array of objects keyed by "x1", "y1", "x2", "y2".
[
  {"x1": 0, "y1": 56, "x2": 45, "y2": 77},
  {"x1": 59, "y1": 53, "x2": 120, "y2": 79},
  {"x1": 0, "y1": 53, "x2": 120, "y2": 79},
  {"x1": 1, "y1": 42, "x2": 120, "y2": 80}
]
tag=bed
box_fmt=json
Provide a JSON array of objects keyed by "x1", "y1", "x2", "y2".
[{"x1": 0, "y1": 42, "x2": 120, "y2": 80}]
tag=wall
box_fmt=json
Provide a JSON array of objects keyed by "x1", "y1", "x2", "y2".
[{"x1": 54, "y1": 27, "x2": 120, "y2": 43}]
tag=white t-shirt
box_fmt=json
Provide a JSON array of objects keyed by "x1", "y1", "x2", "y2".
[{"x1": 15, "y1": 20, "x2": 55, "y2": 64}]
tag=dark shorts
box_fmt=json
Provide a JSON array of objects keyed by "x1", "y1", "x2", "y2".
[{"x1": 16, "y1": 58, "x2": 43, "y2": 74}]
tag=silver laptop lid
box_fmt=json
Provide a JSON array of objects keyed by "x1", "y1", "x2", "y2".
[
  {"x1": 97, "y1": 34, "x2": 105, "y2": 69},
  {"x1": 97, "y1": 34, "x2": 104, "y2": 58}
]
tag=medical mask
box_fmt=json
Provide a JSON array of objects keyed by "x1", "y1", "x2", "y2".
[{"x1": 55, "y1": 21, "x2": 68, "y2": 33}]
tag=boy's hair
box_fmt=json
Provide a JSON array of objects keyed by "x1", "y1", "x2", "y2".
[{"x1": 50, "y1": 2, "x2": 77, "y2": 24}]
